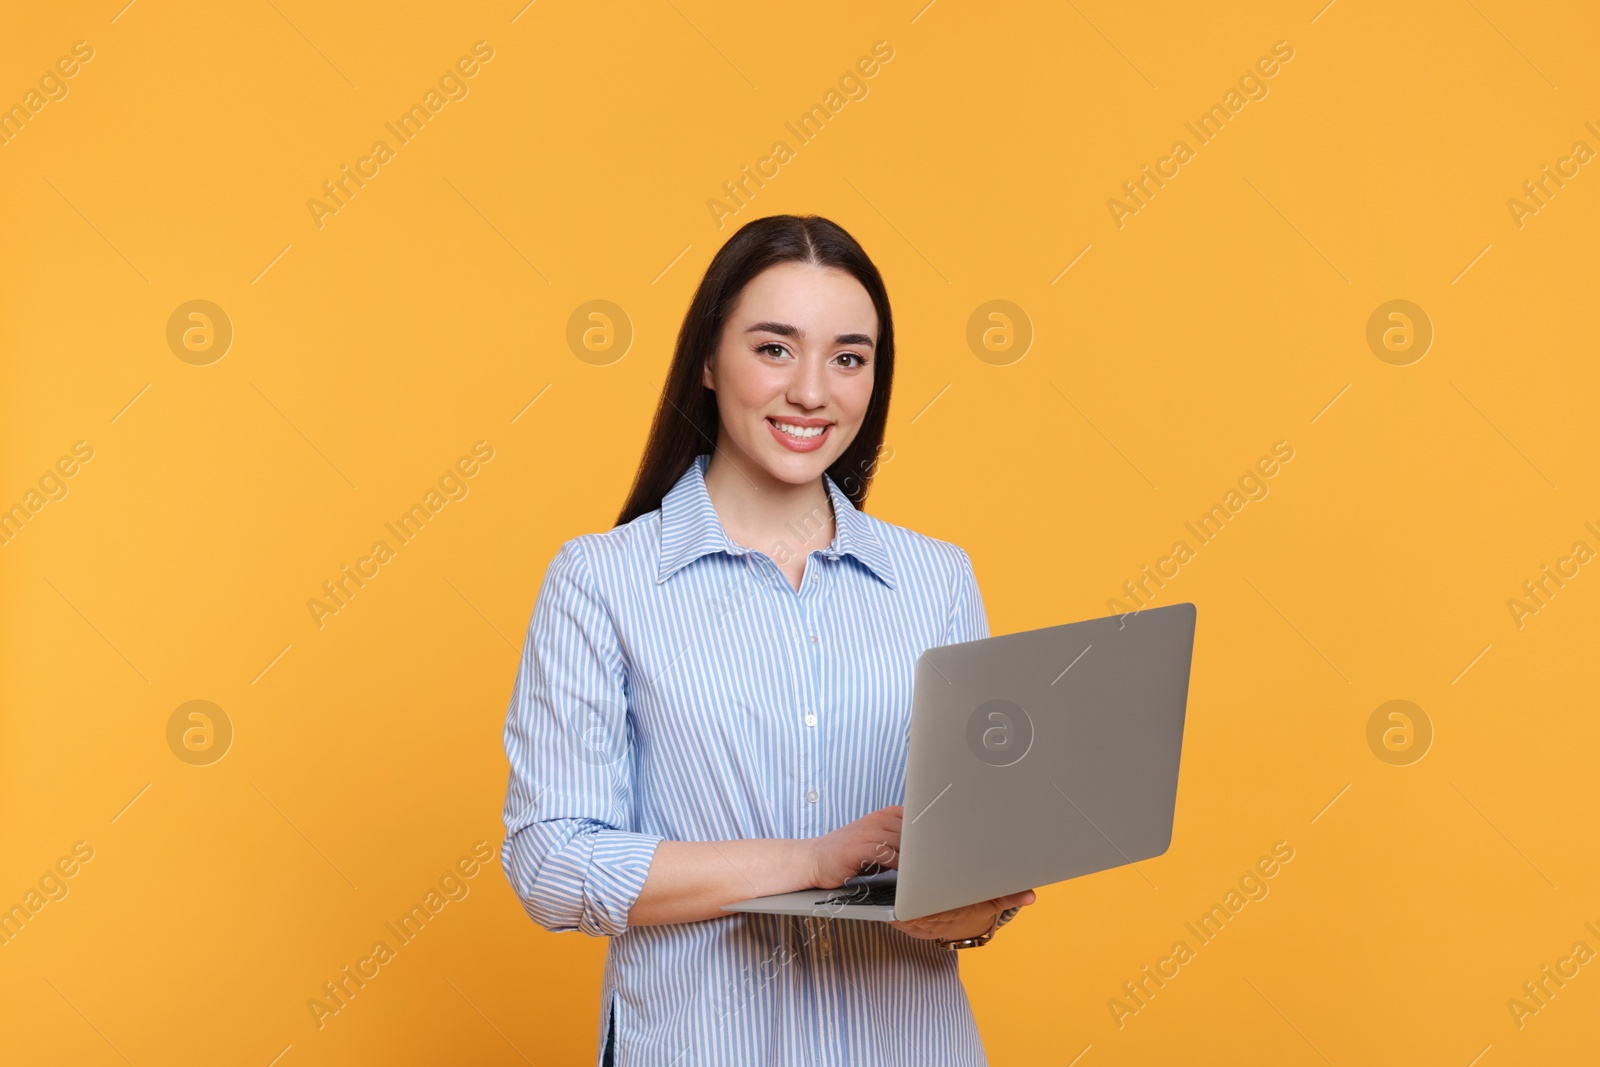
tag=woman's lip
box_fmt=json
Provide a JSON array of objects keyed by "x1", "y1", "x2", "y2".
[
  {"x1": 767, "y1": 415, "x2": 832, "y2": 427},
  {"x1": 766, "y1": 417, "x2": 833, "y2": 453}
]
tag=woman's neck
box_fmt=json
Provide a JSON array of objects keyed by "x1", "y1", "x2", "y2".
[{"x1": 702, "y1": 448, "x2": 836, "y2": 560}]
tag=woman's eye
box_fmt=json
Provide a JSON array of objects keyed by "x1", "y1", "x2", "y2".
[
  {"x1": 837, "y1": 352, "x2": 866, "y2": 368},
  {"x1": 757, "y1": 343, "x2": 788, "y2": 358}
]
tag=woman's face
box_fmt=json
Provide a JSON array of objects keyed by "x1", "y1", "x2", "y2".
[{"x1": 703, "y1": 261, "x2": 878, "y2": 487}]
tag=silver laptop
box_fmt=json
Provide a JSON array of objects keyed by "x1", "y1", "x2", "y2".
[{"x1": 721, "y1": 602, "x2": 1196, "y2": 922}]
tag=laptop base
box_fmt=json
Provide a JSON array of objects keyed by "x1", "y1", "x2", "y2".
[{"x1": 722, "y1": 870, "x2": 900, "y2": 922}]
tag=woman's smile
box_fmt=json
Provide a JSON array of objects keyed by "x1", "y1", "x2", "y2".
[{"x1": 766, "y1": 415, "x2": 834, "y2": 452}]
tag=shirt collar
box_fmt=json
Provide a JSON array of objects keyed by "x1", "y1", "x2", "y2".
[{"x1": 656, "y1": 454, "x2": 897, "y2": 590}]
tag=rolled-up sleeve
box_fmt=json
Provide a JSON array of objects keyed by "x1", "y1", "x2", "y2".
[{"x1": 501, "y1": 538, "x2": 664, "y2": 937}]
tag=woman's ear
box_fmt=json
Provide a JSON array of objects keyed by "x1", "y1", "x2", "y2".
[{"x1": 701, "y1": 356, "x2": 715, "y2": 391}]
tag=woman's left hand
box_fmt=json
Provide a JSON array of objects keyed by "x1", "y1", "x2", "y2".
[{"x1": 888, "y1": 889, "x2": 1037, "y2": 941}]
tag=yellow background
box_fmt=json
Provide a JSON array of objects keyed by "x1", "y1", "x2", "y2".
[{"x1": 3, "y1": 0, "x2": 1597, "y2": 1063}]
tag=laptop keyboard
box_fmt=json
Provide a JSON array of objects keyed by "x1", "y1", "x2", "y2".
[{"x1": 814, "y1": 883, "x2": 897, "y2": 908}]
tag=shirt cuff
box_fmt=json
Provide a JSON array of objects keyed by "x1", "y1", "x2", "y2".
[{"x1": 582, "y1": 831, "x2": 665, "y2": 938}]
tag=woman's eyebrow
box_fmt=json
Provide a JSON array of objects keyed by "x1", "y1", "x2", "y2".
[{"x1": 745, "y1": 320, "x2": 876, "y2": 349}]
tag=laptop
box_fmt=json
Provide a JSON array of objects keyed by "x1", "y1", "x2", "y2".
[{"x1": 721, "y1": 602, "x2": 1197, "y2": 923}]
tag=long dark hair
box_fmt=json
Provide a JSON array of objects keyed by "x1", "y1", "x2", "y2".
[{"x1": 614, "y1": 214, "x2": 896, "y2": 528}]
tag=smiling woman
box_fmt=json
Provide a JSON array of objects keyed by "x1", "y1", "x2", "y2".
[
  {"x1": 617, "y1": 217, "x2": 894, "y2": 536},
  {"x1": 501, "y1": 215, "x2": 1034, "y2": 1067},
  {"x1": 690, "y1": 261, "x2": 882, "y2": 558}
]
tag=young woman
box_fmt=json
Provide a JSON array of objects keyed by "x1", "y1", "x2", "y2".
[{"x1": 501, "y1": 214, "x2": 1037, "y2": 1066}]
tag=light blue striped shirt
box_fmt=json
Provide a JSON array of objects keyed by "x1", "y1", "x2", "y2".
[{"x1": 501, "y1": 453, "x2": 1016, "y2": 1066}]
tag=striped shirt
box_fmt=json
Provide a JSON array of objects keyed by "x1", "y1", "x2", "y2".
[{"x1": 500, "y1": 453, "x2": 1016, "y2": 1066}]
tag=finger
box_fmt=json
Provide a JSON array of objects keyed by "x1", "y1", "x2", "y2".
[
  {"x1": 868, "y1": 828, "x2": 900, "y2": 862},
  {"x1": 914, "y1": 904, "x2": 977, "y2": 925},
  {"x1": 857, "y1": 853, "x2": 896, "y2": 874},
  {"x1": 863, "y1": 847, "x2": 898, "y2": 872}
]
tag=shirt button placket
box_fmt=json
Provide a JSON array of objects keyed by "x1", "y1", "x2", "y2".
[
  {"x1": 806, "y1": 557, "x2": 838, "y2": 1062},
  {"x1": 804, "y1": 559, "x2": 823, "y2": 821},
  {"x1": 793, "y1": 559, "x2": 818, "y2": 840}
]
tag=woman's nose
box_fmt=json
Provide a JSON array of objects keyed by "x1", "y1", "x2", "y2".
[{"x1": 789, "y1": 353, "x2": 828, "y2": 407}]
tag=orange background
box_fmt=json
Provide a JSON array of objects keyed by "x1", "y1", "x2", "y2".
[{"x1": 2, "y1": 1, "x2": 1597, "y2": 1063}]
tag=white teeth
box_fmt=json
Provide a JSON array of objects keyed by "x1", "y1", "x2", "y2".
[{"x1": 772, "y1": 420, "x2": 827, "y2": 439}]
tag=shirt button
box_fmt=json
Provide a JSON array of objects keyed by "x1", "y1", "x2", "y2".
[
  {"x1": 806, "y1": 789, "x2": 818, "y2": 803},
  {"x1": 810, "y1": 576, "x2": 820, "y2": 586},
  {"x1": 809, "y1": 634, "x2": 818, "y2": 644},
  {"x1": 804, "y1": 713, "x2": 816, "y2": 727}
]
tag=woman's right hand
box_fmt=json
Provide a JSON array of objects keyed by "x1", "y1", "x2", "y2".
[{"x1": 804, "y1": 805, "x2": 903, "y2": 889}]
